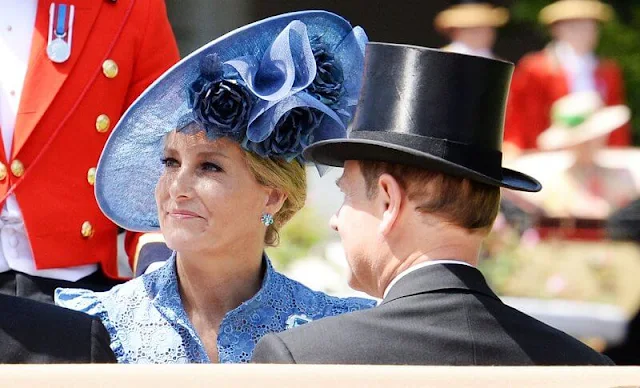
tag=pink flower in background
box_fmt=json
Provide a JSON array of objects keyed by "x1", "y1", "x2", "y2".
[
  {"x1": 492, "y1": 213, "x2": 507, "y2": 233},
  {"x1": 520, "y1": 228, "x2": 540, "y2": 248},
  {"x1": 545, "y1": 274, "x2": 568, "y2": 295}
]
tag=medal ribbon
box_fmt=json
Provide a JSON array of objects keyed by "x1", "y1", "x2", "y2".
[
  {"x1": 47, "y1": 3, "x2": 75, "y2": 63},
  {"x1": 55, "y1": 4, "x2": 68, "y2": 37}
]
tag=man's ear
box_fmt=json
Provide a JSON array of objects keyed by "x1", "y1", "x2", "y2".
[
  {"x1": 264, "y1": 187, "x2": 287, "y2": 216},
  {"x1": 377, "y1": 173, "x2": 403, "y2": 236}
]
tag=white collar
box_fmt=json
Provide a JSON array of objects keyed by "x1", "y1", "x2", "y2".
[
  {"x1": 554, "y1": 41, "x2": 597, "y2": 72},
  {"x1": 382, "y1": 260, "x2": 475, "y2": 299}
]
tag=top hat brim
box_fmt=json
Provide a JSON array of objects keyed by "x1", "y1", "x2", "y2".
[{"x1": 303, "y1": 138, "x2": 542, "y2": 192}]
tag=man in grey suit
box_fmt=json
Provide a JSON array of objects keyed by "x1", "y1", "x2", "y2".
[{"x1": 251, "y1": 42, "x2": 613, "y2": 365}]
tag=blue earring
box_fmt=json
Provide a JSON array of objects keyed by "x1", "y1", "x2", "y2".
[{"x1": 261, "y1": 213, "x2": 274, "y2": 226}]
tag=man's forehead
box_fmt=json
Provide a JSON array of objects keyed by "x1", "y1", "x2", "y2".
[
  {"x1": 339, "y1": 161, "x2": 359, "y2": 183},
  {"x1": 337, "y1": 161, "x2": 367, "y2": 189},
  {"x1": 343, "y1": 160, "x2": 361, "y2": 173}
]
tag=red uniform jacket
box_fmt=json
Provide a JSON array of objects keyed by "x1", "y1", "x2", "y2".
[
  {"x1": 2, "y1": 0, "x2": 179, "y2": 278},
  {"x1": 504, "y1": 46, "x2": 631, "y2": 151}
]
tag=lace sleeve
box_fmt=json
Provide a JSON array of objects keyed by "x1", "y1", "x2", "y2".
[{"x1": 55, "y1": 288, "x2": 125, "y2": 362}]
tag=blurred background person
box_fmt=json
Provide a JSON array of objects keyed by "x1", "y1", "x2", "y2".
[
  {"x1": 534, "y1": 91, "x2": 636, "y2": 219},
  {"x1": 435, "y1": 0, "x2": 509, "y2": 59},
  {"x1": 504, "y1": 0, "x2": 631, "y2": 157},
  {"x1": 0, "y1": 0, "x2": 178, "y2": 302},
  {"x1": 501, "y1": 91, "x2": 637, "y2": 242},
  {"x1": 497, "y1": 90, "x2": 640, "y2": 350}
]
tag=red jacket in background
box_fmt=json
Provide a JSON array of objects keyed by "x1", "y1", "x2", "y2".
[
  {"x1": 504, "y1": 46, "x2": 631, "y2": 151},
  {"x1": 2, "y1": 0, "x2": 180, "y2": 279}
]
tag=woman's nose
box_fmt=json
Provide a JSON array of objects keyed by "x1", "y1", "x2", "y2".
[{"x1": 169, "y1": 167, "x2": 195, "y2": 200}]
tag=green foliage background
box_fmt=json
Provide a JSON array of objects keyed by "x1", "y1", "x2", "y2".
[
  {"x1": 510, "y1": 0, "x2": 640, "y2": 144},
  {"x1": 266, "y1": 207, "x2": 328, "y2": 270}
]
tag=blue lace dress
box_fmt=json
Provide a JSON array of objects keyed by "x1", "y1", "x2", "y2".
[{"x1": 55, "y1": 252, "x2": 375, "y2": 363}]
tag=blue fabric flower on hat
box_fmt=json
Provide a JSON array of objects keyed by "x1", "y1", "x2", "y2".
[
  {"x1": 189, "y1": 79, "x2": 253, "y2": 141},
  {"x1": 307, "y1": 42, "x2": 345, "y2": 108},
  {"x1": 243, "y1": 107, "x2": 322, "y2": 160},
  {"x1": 186, "y1": 54, "x2": 255, "y2": 141},
  {"x1": 184, "y1": 19, "x2": 367, "y2": 162}
]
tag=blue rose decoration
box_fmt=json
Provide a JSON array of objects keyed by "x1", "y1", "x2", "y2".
[
  {"x1": 244, "y1": 107, "x2": 322, "y2": 161},
  {"x1": 180, "y1": 22, "x2": 366, "y2": 163},
  {"x1": 307, "y1": 43, "x2": 345, "y2": 108},
  {"x1": 188, "y1": 77, "x2": 253, "y2": 140}
]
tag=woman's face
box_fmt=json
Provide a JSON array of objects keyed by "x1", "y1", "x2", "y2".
[{"x1": 155, "y1": 130, "x2": 275, "y2": 255}]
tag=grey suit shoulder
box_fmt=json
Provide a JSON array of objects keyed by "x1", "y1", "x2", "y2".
[{"x1": 253, "y1": 264, "x2": 613, "y2": 366}]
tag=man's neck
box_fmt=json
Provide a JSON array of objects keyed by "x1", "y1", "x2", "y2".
[
  {"x1": 375, "y1": 233, "x2": 483, "y2": 299},
  {"x1": 382, "y1": 259, "x2": 475, "y2": 299}
]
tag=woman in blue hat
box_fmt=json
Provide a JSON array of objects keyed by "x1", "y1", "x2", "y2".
[{"x1": 55, "y1": 11, "x2": 375, "y2": 364}]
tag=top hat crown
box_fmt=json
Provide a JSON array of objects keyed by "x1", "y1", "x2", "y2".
[{"x1": 303, "y1": 43, "x2": 541, "y2": 192}]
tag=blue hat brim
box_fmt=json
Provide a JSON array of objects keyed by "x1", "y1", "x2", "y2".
[{"x1": 96, "y1": 11, "x2": 360, "y2": 232}]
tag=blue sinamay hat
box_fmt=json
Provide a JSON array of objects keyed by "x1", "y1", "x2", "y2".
[{"x1": 95, "y1": 11, "x2": 367, "y2": 232}]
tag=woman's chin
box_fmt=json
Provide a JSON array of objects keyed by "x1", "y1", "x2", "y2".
[{"x1": 164, "y1": 232, "x2": 207, "y2": 253}]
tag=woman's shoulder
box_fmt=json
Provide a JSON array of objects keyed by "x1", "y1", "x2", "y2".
[
  {"x1": 55, "y1": 276, "x2": 148, "y2": 318},
  {"x1": 55, "y1": 263, "x2": 177, "y2": 362},
  {"x1": 56, "y1": 256, "x2": 177, "y2": 315},
  {"x1": 56, "y1": 256, "x2": 176, "y2": 311}
]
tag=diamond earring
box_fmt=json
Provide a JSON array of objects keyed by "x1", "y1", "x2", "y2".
[{"x1": 261, "y1": 213, "x2": 274, "y2": 226}]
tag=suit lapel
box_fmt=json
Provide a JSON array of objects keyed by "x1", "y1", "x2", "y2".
[
  {"x1": 13, "y1": 0, "x2": 102, "y2": 157},
  {"x1": 381, "y1": 264, "x2": 501, "y2": 305}
]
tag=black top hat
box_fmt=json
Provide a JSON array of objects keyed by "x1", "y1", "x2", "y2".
[{"x1": 303, "y1": 43, "x2": 541, "y2": 192}]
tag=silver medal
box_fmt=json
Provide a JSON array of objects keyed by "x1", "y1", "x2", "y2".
[
  {"x1": 47, "y1": 3, "x2": 75, "y2": 64},
  {"x1": 47, "y1": 38, "x2": 71, "y2": 63}
]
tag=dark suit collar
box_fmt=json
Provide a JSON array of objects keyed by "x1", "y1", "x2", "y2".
[{"x1": 381, "y1": 263, "x2": 500, "y2": 305}]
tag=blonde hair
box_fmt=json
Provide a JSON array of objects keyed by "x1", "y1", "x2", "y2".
[{"x1": 244, "y1": 152, "x2": 307, "y2": 246}]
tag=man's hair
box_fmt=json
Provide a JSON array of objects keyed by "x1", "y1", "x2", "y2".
[{"x1": 358, "y1": 160, "x2": 501, "y2": 232}]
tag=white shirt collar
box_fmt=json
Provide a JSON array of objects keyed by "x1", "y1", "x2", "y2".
[
  {"x1": 554, "y1": 41, "x2": 597, "y2": 73},
  {"x1": 382, "y1": 260, "x2": 475, "y2": 299},
  {"x1": 553, "y1": 41, "x2": 598, "y2": 93}
]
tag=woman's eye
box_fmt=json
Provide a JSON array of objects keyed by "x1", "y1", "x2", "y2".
[
  {"x1": 202, "y1": 162, "x2": 222, "y2": 172},
  {"x1": 160, "y1": 157, "x2": 179, "y2": 168}
]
